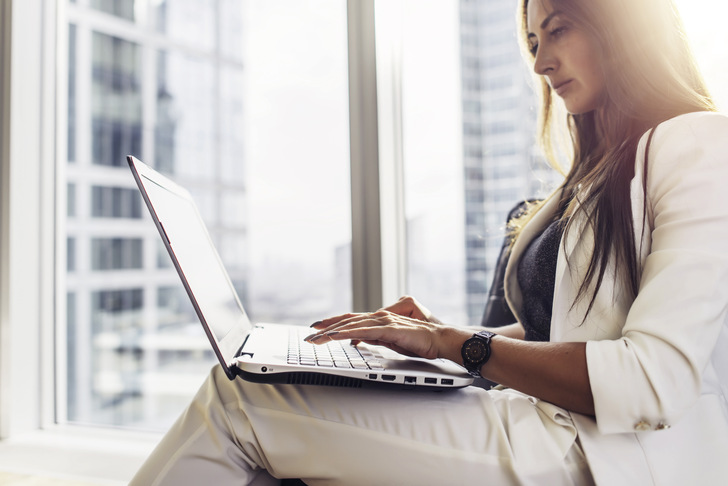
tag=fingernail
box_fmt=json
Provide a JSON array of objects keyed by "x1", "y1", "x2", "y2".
[
  {"x1": 304, "y1": 333, "x2": 326, "y2": 342},
  {"x1": 310, "y1": 321, "x2": 322, "y2": 328},
  {"x1": 325, "y1": 331, "x2": 339, "y2": 337}
]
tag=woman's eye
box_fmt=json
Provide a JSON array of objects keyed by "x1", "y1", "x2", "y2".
[
  {"x1": 529, "y1": 43, "x2": 539, "y2": 56},
  {"x1": 550, "y1": 26, "x2": 567, "y2": 37}
]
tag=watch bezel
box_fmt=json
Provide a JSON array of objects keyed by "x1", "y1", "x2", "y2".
[{"x1": 461, "y1": 330, "x2": 496, "y2": 377}]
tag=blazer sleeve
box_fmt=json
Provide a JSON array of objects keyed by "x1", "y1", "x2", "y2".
[{"x1": 585, "y1": 112, "x2": 728, "y2": 434}]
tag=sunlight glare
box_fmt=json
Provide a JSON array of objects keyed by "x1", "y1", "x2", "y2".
[{"x1": 673, "y1": 0, "x2": 728, "y2": 110}]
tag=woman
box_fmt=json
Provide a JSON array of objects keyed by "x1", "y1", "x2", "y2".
[{"x1": 131, "y1": 0, "x2": 728, "y2": 484}]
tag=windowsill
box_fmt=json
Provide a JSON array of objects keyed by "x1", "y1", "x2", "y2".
[{"x1": 0, "y1": 425, "x2": 161, "y2": 485}]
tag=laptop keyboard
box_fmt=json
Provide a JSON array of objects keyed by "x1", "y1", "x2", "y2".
[{"x1": 288, "y1": 328, "x2": 384, "y2": 370}]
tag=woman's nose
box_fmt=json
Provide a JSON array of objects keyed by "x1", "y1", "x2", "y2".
[{"x1": 533, "y1": 44, "x2": 556, "y2": 76}]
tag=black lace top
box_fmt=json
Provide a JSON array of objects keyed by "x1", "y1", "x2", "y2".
[{"x1": 516, "y1": 216, "x2": 565, "y2": 342}]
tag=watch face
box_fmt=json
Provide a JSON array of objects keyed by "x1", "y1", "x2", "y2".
[{"x1": 463, "y1": 339, "x2": 487, "y2": 363}]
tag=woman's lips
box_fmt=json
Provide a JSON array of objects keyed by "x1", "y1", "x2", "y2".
[{"x1": 553, "y1": 79, "x2": 573, "y2": 96}]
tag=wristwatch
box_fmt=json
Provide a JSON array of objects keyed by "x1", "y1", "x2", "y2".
[{"x1": 461, "y1": 330, "x2": 496, "y2": 377}]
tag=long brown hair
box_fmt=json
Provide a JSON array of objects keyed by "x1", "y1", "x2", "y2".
[{"x1": 513, "y1": 0, "x2": 716, "y2": 318}]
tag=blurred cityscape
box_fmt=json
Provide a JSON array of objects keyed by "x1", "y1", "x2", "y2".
[{"x1": 65, "y1": 0, "x2": 557, "y2": 430}]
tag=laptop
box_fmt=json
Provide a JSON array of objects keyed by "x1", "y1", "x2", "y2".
[{"x1": 127, "y1": 155, "x2": 473, "y2": 390}]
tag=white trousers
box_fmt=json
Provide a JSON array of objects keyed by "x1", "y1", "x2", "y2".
[{"x1": 130, "y1": 365, "x2": 594, "y2": 485}]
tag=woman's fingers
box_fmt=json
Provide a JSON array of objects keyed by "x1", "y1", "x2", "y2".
[
  {"x1": 307, "y1": 310, "x2": 396, "y2": 338},
  {"x1": 382, "y1": 295, "x2": 445, "y2": 324},
  {"x1": 309, "y1": 312, "x2": 361, "y2": 330},
  {"x1": 306, "y1": 320, "x2": 439, "y2": 360},
  {"x1": 382, "y1": 295, "x2": 429, "y2": 321},
  {"x1": 305, "y1": 314, "x2": 367, "y2": 341}
]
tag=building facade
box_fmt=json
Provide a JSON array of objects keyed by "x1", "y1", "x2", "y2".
[
  {"x1": 65, "y1": 0, "x2": 246, "y2": 429},
  {"x1": 459, "y1": 0, "x2": 560, "y2": 324}
]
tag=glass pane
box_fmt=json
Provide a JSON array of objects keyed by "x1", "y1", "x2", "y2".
[
  {"x1": 155, "y1": 50, "x2": 216, "y2": 178},
  {"x1": 68, "y1": 24, "x2": 77, "y2": 163},
  {"x1": 64, "y1": 0, "x2": 351, "y2": 431},
  {"x1": 220, "y1": 0, "x2": 245, "y2": 62},
  {"x1": 220, "y1": 66, "x2": 245, "y2": 185},
  {"x1": 244, "y1": 0, "x2": 351, "y2": 324},
  {"x1": 90, "y1": 0, "x2": 138, "y2": 22},
  {"x1": 91, "y1": 32, "x2": 142, "y2": 167},
  {"x1": 402, "y1": 0, "x2": 728, "y2": 327},
  {"x1": 402, "y1": 0, "x2": 559, "y2": 326},
  {"x1": 154, "y1": 0, "x2": 216, "y2": 51},
  {"x1": 397, "y1": 1, "x2": 466, "y2": 326}
]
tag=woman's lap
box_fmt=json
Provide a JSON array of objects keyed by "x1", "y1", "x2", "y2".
[{"x1": 131, "y1": 364, "x2": 593, "y2": 485}]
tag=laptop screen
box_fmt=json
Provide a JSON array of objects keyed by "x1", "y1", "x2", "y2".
[{"x1": 129, "y1": 156, "x2": 251, "y2": 369}]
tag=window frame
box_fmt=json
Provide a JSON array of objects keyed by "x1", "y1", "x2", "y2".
[{"x1": 1, "y1": 0, "x2": 56, "y2": 440}]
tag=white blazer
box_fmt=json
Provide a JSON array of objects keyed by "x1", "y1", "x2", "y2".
[{"x1": 504, "y1": 112, "x2": 728, "y2": 485}]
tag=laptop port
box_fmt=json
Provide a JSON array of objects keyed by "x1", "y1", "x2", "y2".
[
  {"x1": 441, "y1": 378, "x2": 454, "y2": 385},
  {"x1": 369, "y1": 374, "x2": 377, "y2": 379},
  {"x1": 424, "y1": 377, "x2": 437, "y2": 384},
  {"x1": 404, "y1": 376, "x2": 416, "y2": 384},
  {"x1": 382, "y1": 374, "x2": 396, "y2": 381}
]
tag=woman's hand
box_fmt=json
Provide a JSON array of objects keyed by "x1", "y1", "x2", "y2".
[
  {"x1": 306, "y1": 297, "x2": 470, "y2": 363},
  {"x1": 307, "y1": 298, "x2": 594, "y2": 415},
  {"x1": 379, "y1": 295, "x2": 444, "y2": 324}
]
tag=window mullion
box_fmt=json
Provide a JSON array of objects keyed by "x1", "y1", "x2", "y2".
[
  {"x1": 347, "y1": 0, "x2": 407, "y2": 312},
  {"x1": 373, "y1": 0, "x2": 407, "y2": 306},
  {"x1": 43, "y1": 0, "x2": 63, "y2": 429}
]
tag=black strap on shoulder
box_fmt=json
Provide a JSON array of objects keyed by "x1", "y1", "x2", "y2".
[
  {"x1": 639, "y1": 126, "x2": 658, "y2": 258},
  {"x1": 642, "y1": 126, "x2": 657, "y2": 196}
]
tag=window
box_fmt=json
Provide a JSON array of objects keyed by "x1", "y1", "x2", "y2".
[
  {"x1": 401, "y1": 0, "x2": 555, "y2": 325},
  {"x1": 90, "y1": 238, "x2": 143, "y2": 270},
  {"x1": 1, "y1": 0, "x2": 726, "y2": 482},
  {"x1": 63, "y1": 0, "x2": 351, "y2": 431},
  {"x1": 91, "y1": 186, "x2": 142, "y2": 219}
]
